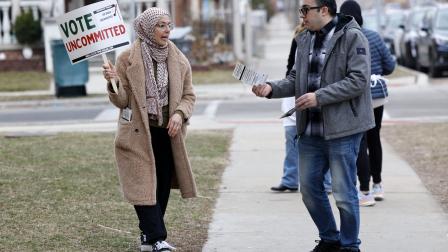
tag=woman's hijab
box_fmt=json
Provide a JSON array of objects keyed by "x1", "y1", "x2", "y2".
[{"x1": 134, "y1": 7, "x2": 170, "y2": 126}]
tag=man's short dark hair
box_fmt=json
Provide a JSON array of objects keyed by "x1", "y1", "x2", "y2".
[{"x1": 315, "y1": 0, "x2": 337, "y2": 16}]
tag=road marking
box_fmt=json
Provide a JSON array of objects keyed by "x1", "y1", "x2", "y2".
[
  {"x1": 383, "y1": 115, "x2": 448, "y2": 124},
  {"x1": 204, "y1": 100, "x2": 221, "y2": 119},
  {"x1": 95, "y1": 108, "x2": 119, "y2": 121}
]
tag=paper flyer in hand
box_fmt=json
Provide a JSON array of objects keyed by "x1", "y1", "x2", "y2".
[{"x1": 232, "y1": 63, "x2": 268, "y2": 86}]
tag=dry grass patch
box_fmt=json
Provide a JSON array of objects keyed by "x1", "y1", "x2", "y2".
[
  {"x1": 0, "y1": 94, "x2": 105, "y2": 102},
  {"x1": 0, "y1": 71, "x2": 51, "y2": 92},
  {"x1": 0, "y1": 95, "x2": 55, "y2": 102},
  {"x1": 192, "y1": 69, "x2": 238, "y2": 85},
  {"x1": 382, "y1": 122, "x2": 448, "y2": 212},
  {"x1": 0, "y1": 130, "x2": 232, "y2": 251}
]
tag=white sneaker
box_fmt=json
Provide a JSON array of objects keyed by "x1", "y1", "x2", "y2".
[
  {"x1": 141, "y1": 244, "x2": 153, "y2": 252},
  {"x1": 152, "y1": 241, "x2": 176, "y2": 251},
  {"x1": 372, "y1": 183, "x2": 384, "y2": 201},
  {"x1": 140, "y1": 234, "x2": 153, "y2": 252},
  {"x1": 358, "y1": 191, "x2": 376, "y2": 207}
]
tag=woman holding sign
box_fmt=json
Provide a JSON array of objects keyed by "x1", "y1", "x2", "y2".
[{"x1": 103, "y1": 7, "x2": 196, "y2": 252}]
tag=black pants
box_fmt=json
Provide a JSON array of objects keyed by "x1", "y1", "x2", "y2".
[
  {"x1": 357, "y1": 134, "x2": 370, "y2": 191},
  {"x1": 134, "y1": 127, "x2": 174, "y2": 244},
  {"x1": 357, "y1": 106, "x2": 384, "y2": 191}
]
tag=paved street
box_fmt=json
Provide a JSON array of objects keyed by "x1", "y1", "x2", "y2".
[
  {"x1": 2, "y1": 81, "x2": 448, "y2": 130},
  {"x1": 385, "y1": 83, "x2": 448, "y2": 122}
]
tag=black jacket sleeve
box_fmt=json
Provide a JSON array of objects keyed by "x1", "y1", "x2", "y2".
[{"x1": 286, "y1": 39, "x2": 297, "y2": 77}]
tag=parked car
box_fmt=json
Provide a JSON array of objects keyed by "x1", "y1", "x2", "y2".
[
  {"x1": 398, "y1": 6, "x2": 436, "y2": 69},
  {"x1": 383, "y1": 10, "x2": 408, "y2": 59},
  {"x1": 363, "y1": 10, "x2": 386, "y2": 33},
  {"x1": 416, "y1": 4, "x2": 448, "y2": 77}
]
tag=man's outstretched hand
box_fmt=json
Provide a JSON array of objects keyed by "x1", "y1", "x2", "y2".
[{"x1": 252, "y1": 84, "x2": 272, "y2": 97}]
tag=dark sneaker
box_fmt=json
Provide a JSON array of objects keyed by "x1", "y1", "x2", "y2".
[
  {"x1": 270, "y1": 184, "x2": 298, "y2": 192},
  {"x1": 140, "y1": 234, "x2": 153, "y2": 252},
  {"x1": 152, "y1": 240, "x2": 176, "y2": 251},
  {"x1": 311, "y1": 240, "x2": 340, "y2": 252},
  {"x1": 339, "y1": 248, "x2": 361, "y2": 252}
]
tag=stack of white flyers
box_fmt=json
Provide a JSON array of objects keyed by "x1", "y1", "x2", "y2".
[{"x1": 232, "y1": 63, "x2": 268, "y2": 86}]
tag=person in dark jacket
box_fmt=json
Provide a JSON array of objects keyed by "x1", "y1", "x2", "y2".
[
  {"x1": 340, "y1": 0, "x2": 396, "y2": 207},
  {"x1": 252, "y1": 0, "x2": 374, "y2": 251}
]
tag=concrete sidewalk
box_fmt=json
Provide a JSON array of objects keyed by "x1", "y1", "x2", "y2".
[
  {"x1": 202, "y1": 123, "x2": 448, "y2": 251},
  {"x1": 202, "y1": 13, "x2": 448, "y2": 252}
]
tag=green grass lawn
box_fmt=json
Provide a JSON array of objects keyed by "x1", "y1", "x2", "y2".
[
  {"x1": 0, "y1": 94, "x2": 106, "y2": 102},
  {"x1": 0, "y1": 95, "x2": 55, "y2": 102},
  {"x1": 0, "y1": 69, "x2": 235, "y2": 93},
  {"x1": 192, "y1": 69, "x2": 239, "y2": 85},
  {"x1": 0, "y1": 130, "x2": 232, "y2": 251},
  {"x1": 0, "y1": 66, "x2": 413, "y2": 93},
  {"x1": 0, "y1": 71, "x2": 52, "y2": 92}
]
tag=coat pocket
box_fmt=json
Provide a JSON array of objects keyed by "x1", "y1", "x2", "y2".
[
  {"x1": 349, "y1": 100, "x2": 358, "y2": 117},
  {"x1": 115, "y1": 122, "x2": 133, "y2": 151},
  {"x1": 324, "y1": 101, "x2": 359, "y2": 136}
]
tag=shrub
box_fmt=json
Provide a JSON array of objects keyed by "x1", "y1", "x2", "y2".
[{"x1": 14, "y1": 10, "x2": 42, "y2": 45}]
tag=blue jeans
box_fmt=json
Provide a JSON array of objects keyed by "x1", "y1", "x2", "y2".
[
  {"x1": 281, "y1": 126, "x2": 332, "y2": 192},
  {"x1": 281, "y1": 126, "x2": 299, "y2": 188},
  {"x1": 281, "y1": 126, "x2": 332, "y2": 191},
  {"x1": 298, "y1": 133, "x2": 363, "y2": 249}
]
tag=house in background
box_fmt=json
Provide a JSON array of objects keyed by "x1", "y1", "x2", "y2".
[
  {"x1": 0, "y1": 0, "x2": 178, "y2": 72},
  {"x1": 0, "y1": 0, "x2": 266, "y2": 72}
]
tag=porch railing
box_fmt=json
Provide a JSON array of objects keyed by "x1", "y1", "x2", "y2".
[
  {"x1": 0, "y1": 0, "x2": 173, "y2": 47},
  {"x1": 0, "y1": 0, "x2": 48, "y2": 46}
]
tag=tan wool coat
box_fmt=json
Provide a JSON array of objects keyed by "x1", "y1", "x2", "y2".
[{"x1": 108, "y1": 40, "x2": 197, "y2": 205}]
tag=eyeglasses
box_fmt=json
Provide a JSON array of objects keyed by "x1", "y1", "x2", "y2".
[
  {"x1": 299, "y1": 5, "x2": 322, "y2": 16},
  {"x1": 155, "y1": 23, "x2": 174, "y2": 31}
]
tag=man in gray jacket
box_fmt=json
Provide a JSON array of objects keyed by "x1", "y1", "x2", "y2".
[{"x1": 252, "y1": 0, "x2": 374, "y2": 251}]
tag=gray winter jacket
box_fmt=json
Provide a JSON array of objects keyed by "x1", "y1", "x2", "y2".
[{"x1": 269, "y1": 15, "x2": 375, "y2": 140}]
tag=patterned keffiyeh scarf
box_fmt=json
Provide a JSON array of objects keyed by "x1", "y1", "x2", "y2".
[{"x1": 134, "y1": 8, "x2": 170, "y2": 126}]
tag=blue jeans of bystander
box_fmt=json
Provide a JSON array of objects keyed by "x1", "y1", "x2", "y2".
[{"x1": 281, "y1": 126, "x2": 299, "y2": 188}]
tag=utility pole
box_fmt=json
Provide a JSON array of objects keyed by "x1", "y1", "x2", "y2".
[
  {"x1": 375, "y1": 0, "x2": 383, "y2": 35},
  {"x1": 130, "y1": 0, "x2": 136, "y2": 41},
  {"x1": 157, "y1": 0, "x2": 168, "y2": 10},
  {"x1": 244, "y1": 2, "x2": 253, "y2": 65},
  {"x1": 232, "y1": 0, "x2": 243, "y2": 61},
  {"x1": 191, "y1": 0, "x2": 200, "y2": 21},
  {"x1": 11, "y1": 0, "x2": 21, "y2": 24}
]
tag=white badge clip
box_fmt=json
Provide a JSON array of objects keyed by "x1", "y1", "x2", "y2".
[{"x1": 121, "y1": 107, "x2": 132, "y2": 121}]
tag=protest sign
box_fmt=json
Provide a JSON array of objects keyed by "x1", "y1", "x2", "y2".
[{"x1": 56, "y1": 0, "x2": 130, "y2": 92}]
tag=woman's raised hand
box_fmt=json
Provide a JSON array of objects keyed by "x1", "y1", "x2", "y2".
[{"x1": 102, "y1": 61, "x2": 117, "y2": 82}]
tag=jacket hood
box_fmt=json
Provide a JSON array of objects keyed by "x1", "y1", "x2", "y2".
[
  {"x1": 335, "y1": 13, "x2": 361, "y2": 33},
  {"x1": 296, "y1": 14, "x2": 361, "y2": 40}
]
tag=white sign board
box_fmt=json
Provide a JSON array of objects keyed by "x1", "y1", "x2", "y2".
[{"x1": 56, "y1": 0, "x2": 130, "y2": 64}]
